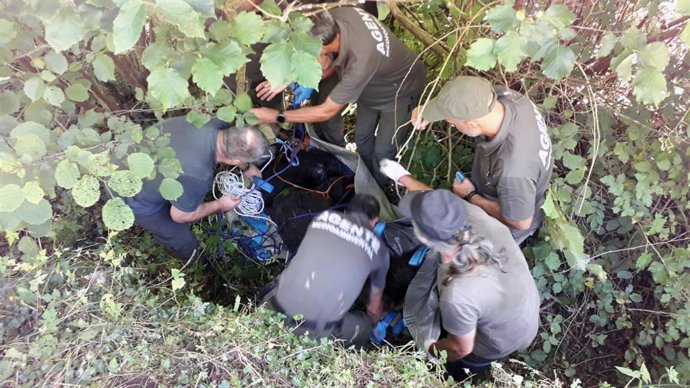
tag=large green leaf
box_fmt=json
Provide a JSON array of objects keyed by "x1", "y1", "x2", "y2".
[
  {"x1": 0, "y1": 91, "x2": 20, "y2": 115},
  {"x1": 201, "y1": 41, "x2": 249, "y2": 76},
  {"x1": 234, "y1": 93, "x2": 253, "y2": 113},
  {"x1": 43, "y1": 86, "x2": 65, "y2": 107},
  {"x1": 102, "y1": 197, "x2": 135, "y2": 231},
  {"x1": 637, "y1": 42, "x2": 670, "y2": 70},
  {"x1": 127, "y1": 152, "x2": 155, "y2": 179},
  {"x1": 16, "y1": 199, "x2": 52, "y2": 225},
  {"x1": 681, "y1": 23, "x2": 690, "y2": 47},
  {"x1": 23, "y1": 77, "x2": 46, "y2": 102},
  {"x1": 11, "y1": 121, "x2": 51, "y2": 144},
  {"x1": 44, "y1": 51, "x2": 68, "y2": 74},
  {"x1": 632, "y1": 68, "x2": 668, "y2": 106},
  {"x1": 541, "y1": 45, "x2": 576, "y2": 80},
  {"x1": 147, "y1": 67, "x2": 191, "y2": 111},
  {"x1": 615, "y1": 53, "x2": 633, "y2": 82},
  {"x1": 55, "y1": 159, "x2": 81, "y2": 189},
  {"x1": 191, "y1": 57, "x2": 223, "y2": 95},
  {"x1": 485, "y1": 1, "x2": 519, "y2": 33},
  {"x1": 186, "y1": 110, "x2": 211, "y2": 128},
  {"x1": 291, "y1": 52, "x2": 321, "y2": 90},
  {"x1": 0, "y1": 184, "x2": 25, "y2": 212},
  {"x1": 231, "y1": 12, "x2": 265, "y2": 45},
  {"x1": 466, "y1": 38, "x2": 496, "y2": 71},
  {"x1": 677, "y1": 0, "x2": 690, "y2": 15},
  {"x1": 596, "y1": 33, "x2": 617, "y2": 58},
  {"x1": 184, "y1": 0, "x2": 215, "y2": 17},
  {"x1": 108, "y1": 170, "x2": 142, "y2": 197},
  {"x1": 44, "y1": 13, "x2": 84, "y2": 52},
  {"x1": 72, "y1": 174, "x2": 100, "y2": 207},
  {"x1": 65, "y1": 83, "x2": 90, "y2": 102},
  {"x1": 14, "y1": 134, "x2": 47, "y2": 163},
  {"x1": 260, "y1": 42, "x2": 292, "y2": 89},
  {"x1": 494, "y1": 31, "x2": 527, "y2": 72},
  {"x1": 141, "y1": 43, "x2": 174, "y2": 71},
  {"x1": 0, "y1": 19, "x2": 18, "y2": 45},
  {"x1": 156, "y1": 0, "x2": 205, "y2": 38},
  {"x1": 291, "y1": 31, "x2": 322, "y2": 57},
  {"x1": 93, "y1": 54, "x2": 116, "y2": 82},
  {"x1": 217, "y1": 105, "x2": 236, "y2": 123},
  {"x1": 113, "y1": 0, "x2": 147, "y2": 54},
  {"x1": 159, "y1": 177, "x2": 183, "y2": 200},
  {"x1": 541, "y1": 4, "x2": 576, "y2": 30}
]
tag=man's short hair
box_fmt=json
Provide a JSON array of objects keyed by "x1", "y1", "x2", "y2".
[
  {"x1": 309, "y1": 11, "x2": 339, "y2": 45},
  {"x1": 346, "y1": 194, "x2": 380, "y2": 220},
  {"x1": 220, "y1": 126, "x2": 268, "y2": 163}
]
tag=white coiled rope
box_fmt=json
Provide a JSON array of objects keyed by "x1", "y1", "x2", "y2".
[{"x1": 214, "y1": 171, "x2": 265, "y2": 216}]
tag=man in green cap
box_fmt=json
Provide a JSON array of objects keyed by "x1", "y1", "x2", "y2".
[{"x1": 410, "y1": 76, "x2": 553, "y2": 244}]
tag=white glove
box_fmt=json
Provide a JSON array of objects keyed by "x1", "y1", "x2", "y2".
[{"x1": 379, "y1": 159, "x2": 411, "y2": 183}]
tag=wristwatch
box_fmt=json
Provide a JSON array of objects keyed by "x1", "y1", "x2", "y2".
[
  {"x1": 276, "y1": 111, "x2": 286, "y2": 124},
  {"x1": 464, "y1": 190, "x2": 477, "y2": 203}
]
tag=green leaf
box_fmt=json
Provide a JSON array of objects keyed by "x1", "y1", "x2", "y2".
[
  {"x1": 191, "y1": 57, "x2": 223, "y2": 95},
  {"x1": 677, "y1": 0, "x2": 690, "y2": 15},
  {"x1": 184, "y1": 0, "x2": 215, "y2": 17},
  {"x1": 43, "y1": 86, "x2": 65, "y2": 107},
  {"x1": 14, "y1": 134, "x2": 47, "y2": 163},
  {"x1": 16, "y1": 199, "x2": 52, "y2": 225},
  {"x1": 615, "y1": 366, "x2": 641, "y2": 379},
  {"x1": 541, "y1": 45, "x2": 575, "y2": 80},
  {"x1": 156, "y1": 0, "x2": 205, "y2": 38},
  {"x1": 201, "y1": 40, "x2": 249, "y2": 76},
  {"x1": 23, "y1": 181, "x2": 45, "y2": 204},
  {"x1": 0, "y1": 91, "x2": 20, "y2": 115},
  {"x1": 545, "y1": 253, "x2": 561, "y2": 271},
  {"x1": 141, "y1": 43, "x2": 174, "y2": 71},
  {"x1": 186, "y1": 110, "x2": 211, "y2": 127},
  {"x1": 466, "y1": 38, "x2": 497, "y2": 71},
  {"x1": 23, "y1": 77, "x2": 46, "y2": 102},
  {"x1": 291, "y1": 31, "x2": 322, "y2": 57},
  {"x1": 102, "y1": 197, "x2": 135, "y2": 231},
  {"x1": 231, "y1": 12, "x2": 265, "y2": 45},
  {"x1": 562, "y1": 152, "x2": 585, "y2": 170},
  {"x1": 0, "y1": 19, "x2": 18, "y2": 45},
  {"x1": 632, "y1": 68, "x2": 668, "y2": 106},
  {"x1": 620, "y1": 27, "x2": 645, "y2": 51},
  {"x1": 615, "y1": 53, "x2": 633, "y2": 82},
  {"x1": 11, "y1": 121, "x2": 51, "y2": 144},
  {"x1": 147, "y1": 67, "x2": 191, "y2": 111},
  {"x1": 44, "y1": 13, "x2": 84, "y2": 52},
  {"x1": 127, "y1": 152, "x2": 155, "y2": 179},
  {"x1": 55, "y1": 159, "x2": 81, "y2": 189},
  {"x1": 637, "y1": 42, "x2": 670, "y2": 70},
  {"x1": 93, "y1": 54, "x2": 116, "y2": 82},
  {"x1": 65, "y1": 83, "x2": 90, "y2": 102},
  {"x1": 217, "y1": 105, "x2": 236, "y2": 123},
  {"x1": 494, "y1": 31, "x2": 527, "y2": 72},
  {"x1": 72, "y1": 174, "x2": 101, "y2": 207},
  {"x1": 0, "y1": 184, "x2": 25, "y2": 212},
  {"x1": 113, "y1": 0, "x2": 147, "y2": 54},
  {"x1": 596, "y1": 33, "x2": 617, "y2": 58},
  {"x1": 234, "y1": 93, "x2": 253, "y2": 113},
  {"x1": 586, "y1": 263, "x2": 607, "y2": 281},
  {"x1": 108, "y1": 170, "x2": 142, "y2": 197},
  {"x1": 171, "y1": 268, "x2": 186, "y2": 291},
  {"x1": 681, "y1": 23, "x2": 690, "y2": 47},
  {"x1": 44, "y1": 51, "x2": 69, "y2": 74},
  {"x1": 485, "y1": 1, "x2": 518, "y2": 33},
  {"x1": 291, "y1": 53, "x2": 321, "y2": 89},
  {"x1": 541, "y1": 4, "x2": 576, "y2": 30},
  {"x1": 260, "y1": 42, "x2": 292, "y2": 88},
  {"x1": 159, "y1": 177, "x2": 183, "y2": 200}
]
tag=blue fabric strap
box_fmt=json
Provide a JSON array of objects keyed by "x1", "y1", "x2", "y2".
[{"x1": 408, "y1": 246, "x2": 430, "y2": 267}]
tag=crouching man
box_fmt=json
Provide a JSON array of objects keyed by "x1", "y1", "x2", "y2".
[
  {"x1": 262, "y1": 194, "x2": 390, "y2": 348},
  {"x1": 380, "y1": 160, "x2": 541, "y2": 380}
]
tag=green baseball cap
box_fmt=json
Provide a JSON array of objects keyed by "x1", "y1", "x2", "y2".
[{"x1": 422, "y1": 76, "x2": 497, "y2": 122}]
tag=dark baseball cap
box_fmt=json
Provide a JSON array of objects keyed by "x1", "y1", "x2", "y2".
[
  {"x1": 398, "y1": 190, "x2": 468, "y2": 243},
  {"x1": 421, "y1": 76, "x2": 497, "y2": 122}
]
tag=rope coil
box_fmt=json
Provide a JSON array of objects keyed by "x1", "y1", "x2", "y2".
[{"x1": 214, "y1": 171, "x2": 265, "y2": 216}]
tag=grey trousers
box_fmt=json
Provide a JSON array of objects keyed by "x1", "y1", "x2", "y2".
[{"x1": 133, "y1": 205, "x2": 197, "y2": 260}]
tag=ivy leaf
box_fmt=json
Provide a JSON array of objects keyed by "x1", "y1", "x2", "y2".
[
  {"x1": 632, "y1": 68, "x2": 668, "y2": 106},
  {"x1": 677, "y1": 0, "x2": 690, "y2": 15},
  {"x1": 201, "y1": 41, "x2": 249, "y2": 76},
  {"x1": 615, "y1": 53, "x2": 633, "y2": 82},
  {"x1": 186, "y1": 110, "x2": 211, "y2": 128},
  {"x1": 113, "y1": 0, "x2": 147, "y2": 54},
  {"x1": 93, "y1": 54, "x2": 116, "y2": 82},
  {"x1": 156, "y1": 0, "x2": 205, "y2": 38},
  {"x1": 24, "y1": 77, "x2": 46, "y2": 102},
  {"x1": 260, "y1": 42, "x2": 292, "y2": 88},
  {"x1": 147, "y1": 67, "x2": 191, "y2": 111},
  {"x1": 16, "y1": 199, "x2": 52, "y2": 225},
  {"x1": 23, "y1": 181, "x2": 45, "y2": 204},
  {"x1": 494, "y1": 31, "x2": 527, "y2": 72},
  {"x1": 637, "y1": 42, "x2": 670, "y2": 70},
  {"x1": 466, "y1": 38, "x2": 497, "y2": 71},
  {"x1": 0, "y1": 91, "x2": 20, "y2": 115},
  {"x1": 0, "y1": 184, "x2": 26, "y2": 213},
  {"x1": 291, "y1": 53, "x2": 321, "y2": 89},
  {"x1": 72, "y1": 174, "x2": 101, "y2": 207},
  {"x1": 217, "y1": 105, "x2": 236, "y2": 123},
  {"x1": 541, "y1": 4, "x2": 576, "y2": 30},
  {"x1": 44, "y1": 13, "x2": 84, "y2": 52},
  {"x1": 55, "y1": 159, "x2": 81, "y2": 189},
  {"x1": 234, "y1": 93, "x2": 253, "y2": 113},
  {"x1": 159, "y1": 177, "x2": 183, "y2": 200},
  {"x1": 108, "y1": 170, "x2": 142, "y2": 197},
  {"x1": 44, "y1": 51, "x2": 68, "y2": 74},
  {"x1": 191, "y1": 57, "x2": 223, "y2": 95},
  {"x1": 596, "y1": 33, "x2": 617, "y2": 58},
  {"x1": 542, "y1": 45, "x2": 576, "y2": 80},
  {"x1": 102, "y1": 197, "x2": 135, "y2": 231},
  {"x1": 0, "y1": 19, "x2": 18, "y2": 45},
  {"x1": 291, "y1": 31, "x2": 322, "y2": 57},
  {"x1": 65, "y1": 83, "x2": 90, "y2": 102},
  {"x1": 14, "y1": 134, "x2": 47, "y2": 163},
  {"x1": 127, "y1": 153, "x2": 155, "y2": 179},
  {"x1": 43, "y1": 86, "x2": 65, "y2": 107},
  {"x1": 141, "y1": 43, "x2": 174, "y2": 71},
  {"x1": 485, "y1": 1, "x2": 519, "y2": 33},
  {"x1": 231, "y1": 12, "x2": 265, "y2": 45}
]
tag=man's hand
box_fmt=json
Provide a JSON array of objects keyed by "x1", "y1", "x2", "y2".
[
  {"x1": 367, "y1": 302, "x2": 384, "y2": 323},
  {"x1": 379, "y1": 159, "x2": 411, "y2": 184},
  {"x1": 250, "y1": 107, "x2": 279, "y2": 124},
  {"x1": 255, "y1": 81, "x2": 289, "y2": 101},
  {"x1": 242, "y1": 164, "x2": 262, "y2": 181},
  {"x1": 452, "y1": 178, "x2": 476, "y2": 199},
  {"x1": 217, "y1": 195, "x2": 241, "y2": 212},
  {"x1": 411, "y1": 106, "x2": 430, "y2": 130}
]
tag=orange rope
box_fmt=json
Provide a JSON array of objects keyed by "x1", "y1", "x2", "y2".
[{"x1": 272, "y1": 160, "x2": 352, "y2": 199}]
